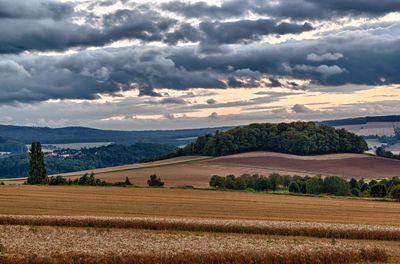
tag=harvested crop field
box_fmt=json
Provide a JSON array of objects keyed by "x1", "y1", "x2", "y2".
[
  {"x1": 207, "y1": 152, "x2": 400, "y2": 179},
  {"x1": 2, "y1": 215, "x2": 400, "y2": 241},
  {"x1": 1, "y1": 186, "x2": 400, "y2": 263},
  {"x1": 1, "y1": 185, "x2": 400, "y2": 226},
  {"x1": 0, "y1": 225, "x2": 390, "y2": 264}
]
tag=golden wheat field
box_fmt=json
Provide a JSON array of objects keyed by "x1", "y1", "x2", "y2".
[
  {"x1": 0, "y1": 225, "x2": 391, "y2": 264},
  {"x1": 1, "y1": 185, "x2": 400, "y2": 263}
]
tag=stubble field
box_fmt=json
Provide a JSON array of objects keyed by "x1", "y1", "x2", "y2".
[{"x1": 1, "y1": 185, "x2": 400, "y2": 263}]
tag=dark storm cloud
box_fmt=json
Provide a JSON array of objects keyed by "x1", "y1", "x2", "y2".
[
  {"x1": 164, "y1": 0, "x2": 400, "y2": 21},
  {"x1": 0, "y1": 6, "x2": 178, "y2": 54},
  {"x1": 0, "y1": 46, "x2": 226, "y2": 104},
  {"x1": 268, "y1": 78, "x2": 283, "y2": 87},
  {"x1": 169, "y1": 25, "x2": 400, "y2": 87},
  {"x1": 0, "y1": 0, "x2": 73, "y2": 20},
  {"x1": 199, "y1": 19, "x2": 313, "y2": 45},
  {"x1": 2, "y1": 24, "x2": 400, "y2": 104},
  {"x1": 164, "y1": 23, "x2": 200, "y2": 45},
  {"x1": 0, "y1": 3, "x2": 316, "y2": 54}
]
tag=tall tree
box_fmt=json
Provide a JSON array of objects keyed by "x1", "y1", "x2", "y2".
[{"x1": 27, "y1": 142, "x2": 48, "y2": 184}]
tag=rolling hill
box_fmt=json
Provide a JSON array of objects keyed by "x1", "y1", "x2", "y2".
[{"x1": 6, "y1": 151, "x2": 399, "y2": 187}]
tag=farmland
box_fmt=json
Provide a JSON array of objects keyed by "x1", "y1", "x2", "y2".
[
  {"x1": 2, "y1": 185, "x2": 400, "y2": 224},
  {"x1": 1, "y1": 185, "x2": 400, "y2": 263},
  {"x1": 4, "y1": 151, "x2": 399, "y2": 187},
  {"x1": 54, "y1": 151, "x2": 400, "y2": 187}
]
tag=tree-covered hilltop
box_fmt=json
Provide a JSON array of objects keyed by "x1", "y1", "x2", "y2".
[
  {"x1": 0, "y1": 136, "x2": 27, "y2": 154},
  {"x1": 0, "y1": 143, "x2": 177, "y2": 178},
  {"x1": 164, "y1": 122, "x2": 368, "y2": 158}
]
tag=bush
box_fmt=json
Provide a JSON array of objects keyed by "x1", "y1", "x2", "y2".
[
  {"x1": 390, "y1": 185, "x2": 400, "y2": 201},
  {"x1": 254, "y1": 177, "x2": 269, "y2": 191},
  {"x1": 305, "y1": 176, "x2": 323, "y2": 194},
  {"x1": 288, "y1": 182, "x2": 300, "y2": 193},
  {"x1": 350, "y1": 188, "x2": 360, "y2": 197},
  {"x1": 370, "y1": 184, "x2": 387, "y2": 198},
  {"x1": 224, "y1": 175, "x2": 235, "y2": 189},
  {"x1": 369, "y1": 179, "x2": 378, "y2": 187},
  {"x1": 48, "y1": 176, "x2": 67, "y2": 185},
  {"x1": 349, "y1": 178, "x2": 359, "y2": 189},
  {"x1": 233, "y1": 177, "x2": 247, "y2": 190},
  {"x1": 360, "y1": 183, "x2": 369, "y2": 192},
  {"x1": 268, "y1": 173, "x2": 280, "y2": 191},
  {"x1": 209, "y1": 175, "x2": 225, "y2": 188},
  {"x1": 147, "y1": 174, "x2": 164, "y2": 187},
  {"x1": 323, "y1": 176, "x2": 349, "y2": 196}
]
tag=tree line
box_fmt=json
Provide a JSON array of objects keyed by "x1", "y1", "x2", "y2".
[
  {"x1": 148, "y1": 122, "x2": 368, "y2": 161},
  {"x1": 209, "y1": 173, "x2": 400, "y2": 199},
  {"x1": 375, "y1": 147, "x2": 400, "y2": 160}
]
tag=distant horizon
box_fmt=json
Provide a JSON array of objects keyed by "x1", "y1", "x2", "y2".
[{"x1": 1, "y1": 114, "x2": 399, "y2": 131}]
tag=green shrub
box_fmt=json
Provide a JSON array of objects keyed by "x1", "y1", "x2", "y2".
[
  {"x1": 349, "y1": 178, "x2": 359, "y2": 189},
  {"x1": 288, "y1": 182, "x2": 300, "y2": 193},
  {"x1": 350, "y1": 188, "x2": 360, "y2": 197},
  {"x1": 233, "y1": 177, "x2": 247, "y2": 190},
  {"x1": 370, "y1": 184, "x2": 387, "y2": 197},
  {"x1": 323, "y1": 176, "x2": 349, "y2": 196},
  {"x1": 268, "y1": 173, "x2": 281, "y2": 191},
  {"x1": 360, "y1": 183, "x2": 369, "y2": 192},
  {"x1": 224, "y1": 175, "x2": 235, "y2": 189},
  {"x1": 147, "y1": 174, "x2": 164, "y2": 187},
  {"x1": 368, "y1": 179, "x2": 378, "y2": 187},
  {"x1": 254, "y1": 177, "x2": 269, "y2": 191},
  {"x1": 48, "y1": 175, "x2": 67, "y2": 185},
  {"x1": 209, "y1": 175, "x2": 225, "y2": 188},
  {"x1": 305, "y1": 176, "x2": 323, "y2": 194},
  {"x1": 390, "y1": 185, "x2": 400, "y2": 201}
]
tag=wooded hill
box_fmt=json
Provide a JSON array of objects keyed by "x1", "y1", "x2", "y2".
[
  {"x1": 0, "y1": 125, "x2": 233, "y2": 146},
  {"x1": 150, "y1": 122, "x2": 368, "y2": 160}
]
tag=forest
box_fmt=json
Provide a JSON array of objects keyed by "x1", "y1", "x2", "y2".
[
  {"x1": 0, "y1": 143, "x2": 177, "y2": 178},
  {"x1": 155, "y1": 121, "x2": 368, "y2": 158},
  {"x1": 0, "y1": 136, "x2": 27, "y2": 153}
]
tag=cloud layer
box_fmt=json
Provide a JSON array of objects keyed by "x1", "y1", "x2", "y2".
[{"x1": 0, "y1": 0, "x2": 400, "y2": 128}]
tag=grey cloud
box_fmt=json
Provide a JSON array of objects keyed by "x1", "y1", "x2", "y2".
[
  {"x1": 170, "y1": 25, "x2": 400, "y2": 87},
  {"x1": 294, "y1": 64, "x2": 345, "y2": 78},
  {"x1": 164, "y1": 0, "x2": 400, "y2": 21},
  {"x1": 0, "y1": 0, "x2": 73, "y2": 20},
  {"x1": 164, "y1": 23, "x2": 200, "y2": 45},
  {"x1": 0, "y1": 4, "x2": 177, "y2": 54},
  {"x1": 199, "y1": 19, "x2": 313, "y2": 45},
  {"x1": 268, "y1": 78, "x2": 283, "y2": 87},
  {"x1": 0, "y1": 46, "x2": 226, "y2": 104},
  {"x1": 207, "y1": 99, "x2": 217, "y2": 104},
  {"x1": 159, "y1": 98, "x2": 188, "y2": 104},
  {"x1": 292, "y1": 104, "x2": 312, "y2": 113},
  {"x1": 209, "y1": 112, "x2": 219, "y2": 120},
  {"x1": 2, "y1": 14, "x2": 400, "y2": 105},
  {"x1": 163, "y1": 113, "x2": 175, "y2": 119},
  {"x1": 307, "y1": 53, "x2": 344, "y2": 62}
]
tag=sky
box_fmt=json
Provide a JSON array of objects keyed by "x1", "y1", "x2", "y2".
[{"x1": 0, "y1": 0, "x2": 400, "y2": 130}]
